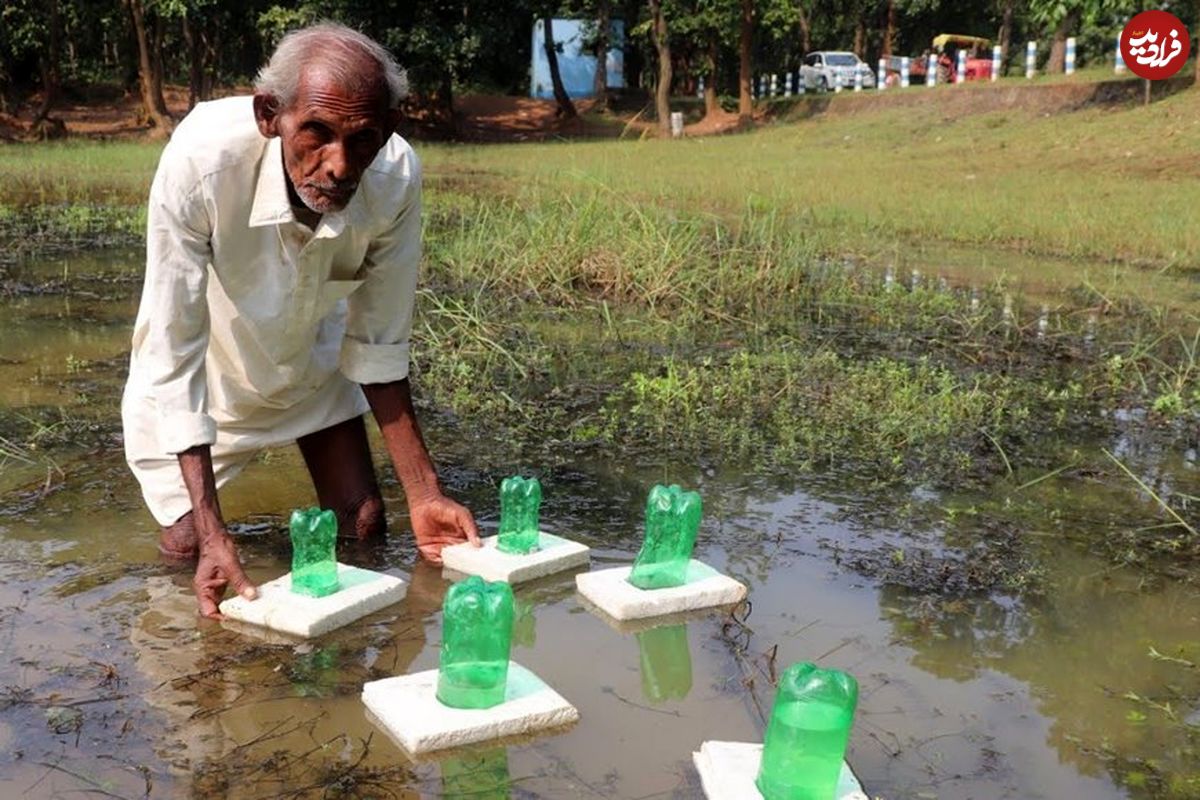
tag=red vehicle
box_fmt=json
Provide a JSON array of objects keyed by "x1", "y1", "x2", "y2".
[{"x1": 883, "y1": 34, "x2": 994, "y2": 86}]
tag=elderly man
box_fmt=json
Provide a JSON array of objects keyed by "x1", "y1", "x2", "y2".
[{"x1": 122, "y1": 23, "x2": 479, "y2": 618}]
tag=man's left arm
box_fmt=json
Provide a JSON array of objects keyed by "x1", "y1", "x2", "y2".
[
  {"x1": 341, "y1": 149, "x2": 479, "y2": 562},
  {"x1": 361, "y1": 378, "x2": 478, "y2": 563}
]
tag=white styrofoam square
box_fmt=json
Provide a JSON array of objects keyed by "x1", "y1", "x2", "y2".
[
  {"x1": 361, "y1": 661, "x2": 578, "y2": 754},
  {"x1": 692, "y1": 740, "x2": 867, "y2": 800},
  {"x1": 218, "y1": 563, "x2": 407, "y2": 638},
  {"x1": 441, "y1": 533, "x2": 590, "y2": 585},
  {"x1": 574, "y1": 560, "x2": 747, "y2": 621}
]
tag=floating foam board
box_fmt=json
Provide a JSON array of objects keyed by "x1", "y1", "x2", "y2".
[
  {"x1": 575, "y1": 560, "x2": 747, "y2": 622},
  {"x1": 362, "y1": 661, "x2": 578, "y2": 755},
  {"x1": 441, "y1": 533, "x2": 590, "y2": 585},
  {"x1": 692, "y1": 740, "x2": 867, "y2": 800},
  {"x1": 576, "y1": 599, "x2": 727, "y2": 635},
  {"x1": 218, "y1": 563, "x2": 407, "y2": 638}
]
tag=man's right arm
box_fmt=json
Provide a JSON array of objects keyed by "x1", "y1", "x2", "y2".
[
  {"x1": 137, "y1": 146, "x2": 254, "y2": 615},
  {"x1": 178, "y1": 445, "x2": 256, "y2": 617}
]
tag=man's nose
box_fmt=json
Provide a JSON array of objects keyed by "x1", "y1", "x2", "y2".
[{"x1": 324, "y1": 142, "x2": 351, "y2": 183}]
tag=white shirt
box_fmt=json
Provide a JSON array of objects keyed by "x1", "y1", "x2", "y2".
[{"x1": 123, "y1": 95, "x2": 421, "y2": 457}]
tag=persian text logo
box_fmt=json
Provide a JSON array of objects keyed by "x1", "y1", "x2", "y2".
[{"x1": 1120, "y1": 10, "x2": 1190, "y2": 80}]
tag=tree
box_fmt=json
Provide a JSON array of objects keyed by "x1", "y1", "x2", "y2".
[
  {"x1": 647, "y1": 0, "x2": 672, "y2": 132},
  {"x1": 591, "y1": 0, "x2": 611, "y2": 108},
  {"x1": 738, "y1": 0, "x2": 752, "y2": 120},
  {"x1": 543, "y1": 17, "x2": 577, "y2": 117},
  {"x1": 127, "y1": 0, "x2": 173, "y2": 133}
]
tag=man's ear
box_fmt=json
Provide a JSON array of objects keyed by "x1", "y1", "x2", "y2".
[{"x1": 253, "y1": 93, "x2": 280, "y2": 138}]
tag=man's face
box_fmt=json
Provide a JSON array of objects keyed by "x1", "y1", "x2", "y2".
[{"x1": 256, "y1": 69, "x2": 395, "y2": 214}]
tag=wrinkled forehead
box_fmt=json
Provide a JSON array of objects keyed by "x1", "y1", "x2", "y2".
[{"x1": 290, "y1": 62, "x2": 391, "y2": 120}]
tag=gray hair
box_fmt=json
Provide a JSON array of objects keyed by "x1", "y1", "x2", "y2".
[{"x1": 255, "y1": 23, "x2": 408, "y2": 110}]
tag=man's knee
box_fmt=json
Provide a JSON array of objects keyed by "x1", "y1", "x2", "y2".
[{"x1": 343, "y1": 493, "x2": 386, "y2": 539}]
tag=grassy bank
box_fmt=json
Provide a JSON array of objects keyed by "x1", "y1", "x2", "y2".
[{"x1": 1, "y1": 93, "x2": 1198, "y2": 571}]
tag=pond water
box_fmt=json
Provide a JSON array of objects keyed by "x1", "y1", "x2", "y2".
[{"x1": 1, "y1": 248, "x2": 1198, "y2": 799}]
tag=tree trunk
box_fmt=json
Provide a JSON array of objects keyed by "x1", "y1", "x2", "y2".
[
  {"x1": 648, "y1": 0, "x2": 671, "y2": 132},
  {"x1": 127, "y1": 0, "x2": 173, "y2": 133},
  {"x1": 853, "y1": 17, "x2": 866, "y2": 59},
  {"x1": 796, "y1": 1, "x2": 812, "y2": 54},
  {"x1": 882, "y1": 0, "x2": 896, "y2": 58},
  {"x1": 998, "y1": 0, "x2": 1014, "y2": 74},
  {"x1": 704, "y1": 35, "x2": 719, "y2": 118},
  {"x1": 592, "y1": 0, "x2": 610, "y2": 109},
  {"x1": 543, "y1": 17, "x2": 578, "y2": 118},
  {"x1": 738, "y1": 0, "x2": 753, "y2": 120},
  {"x1": 1046, "y1": 9, "x2": 1080, "y2": 74},
  {"x1": 184, "y1": 12, "x2": 201, "y2": 110},
  {"x1": 33, "y1": 0, "x2": 61, "y2": 124}
]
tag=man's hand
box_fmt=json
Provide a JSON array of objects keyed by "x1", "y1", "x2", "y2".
[
  {"x1": 193, "y1": 530, "x2": 258, "y2": 618},
  {"x1": 409, "y1": 493, "x2": 480, "y2": 565}
]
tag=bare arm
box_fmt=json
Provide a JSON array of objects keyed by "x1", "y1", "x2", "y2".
[
  {"x1": 178, "y1": 445, "x2": 257, "y2": 617},
  {"x1": 362, "y1": 378, "x2": 480, "y2": 563}
]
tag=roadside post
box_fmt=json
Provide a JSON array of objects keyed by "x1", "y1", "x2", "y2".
[
  {"x1": 956, "y1": 49, "x2": 966, "y2": 83},
  {"x1": 770, "y1": 73, "x2": 778, "y2": 96},
  {"x1": 1115, "y1": 34, "x2": 1126, "y2": 73},
  {"x1": 1026, "y1": 40, "x2": 1037, "y2": 78},
  {"x1": 1065, "y1": 37, "x2": 1076, "y2": 75},
  {"x1": 669, "y1": 111, "x2": 683, "y2": 139},
  {"x1": 878, "y1": 58, "x2": 886, "y2": 90},
  {"x1": 992, "y1": 45, "x2": 1001, "y2": 80},
  {"x1": 697, "y1": 77, "x2": 704, "y2": 99},
  {"x1": 854, "y1": 63, "x2": 863, "y2": 91},
  {"x1": 797, "y1": 71, "x2": 805, "y2": 95},
  {"x1": 927, "y1": 53, "x2": 937, "y2": 86},
  {"x1": 785, "y1": 72, "x2": 792, "y2": 96},
  {"x1": 901, "y1": 56, "x2": 910, "y2": 87}
]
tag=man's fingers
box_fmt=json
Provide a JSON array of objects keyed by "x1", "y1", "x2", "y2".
[
  {"x1": 224, "y1": 559, "x2": 259, "y2": 600},
  {"x1": 458, "y1": 506, "x2": 481, "y2": 546}
]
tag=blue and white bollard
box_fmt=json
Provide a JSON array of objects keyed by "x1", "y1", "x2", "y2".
[
  {"x1": 956, "y1": 49, "x2": 966, "y2": 83},
  {"x1": 992, "y1": 45, "x2": 1001, "y2": 81},
  {"x1": 854, "y1": 62, "x2": 863, "y2": 91},
  {"x1": 797, "y1": 71, "x2": 806, "y2": 95},
  {"x1": 1115, "y1": 33, "x2": 1126, "y2": 73},
  {"x1": 878, "y1": 58, "x2": 887, "y2": 90},
  {"x1": 785, "y1": 72, "x2": 792, "y2": 96},
  {"x1": 697, "y1": 76, "x2": 704, "y2": 98},
  {"x1": 757, "y1": 75, "x2": 765, "y2": 98},
  {"x1": 770, "y1": 73, "x2": 778, "y2": 96},
  {"x1": 1065, "y1": 37, "x2": 1076, "y2": 75},
  {"x1": 901, "y1": 56, "x2": 910, "y2": 88},
  {"x1": 927, "y1": 53, "x2": 937, "y2": 86},
  {"x1": 1026, "y1": 40, "x2": 1036, "y2": 78}
]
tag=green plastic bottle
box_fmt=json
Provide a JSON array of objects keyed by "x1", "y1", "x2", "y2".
[
  {"x1": 497, "y1": 476, "x2": 542, "y2": 554},
  {"x1": 289, "y1": 507, "x2": 339, "y2": 597},
  {"x1": 628, "y1": 484, "x2": 702, "y2": 590},
  {"x1": 436, "y1": 576, "x2": 515, "y2": 709},
  {"x1": 756, "y1": 662, "x2": 858, "y2": 800}
]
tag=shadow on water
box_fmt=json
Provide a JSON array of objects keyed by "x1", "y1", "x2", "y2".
[{"x1": 2, "y1": 247, "x2": 1200, "y2": 799}]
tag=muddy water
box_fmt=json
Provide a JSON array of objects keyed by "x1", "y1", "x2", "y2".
[{"x1": 2, "y1": 251, "x2": 1200, "y2": 799}]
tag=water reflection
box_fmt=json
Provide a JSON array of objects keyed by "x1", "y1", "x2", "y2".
[
  {"x1": 440, "y1": 746, "x2": 511, "y2": 799},
  {"x1": 513, "y1": 596, "x2": 537, "y2": 648},
  {"x1": 637, "y1": 623, "x2": 693, "y2": 704}
]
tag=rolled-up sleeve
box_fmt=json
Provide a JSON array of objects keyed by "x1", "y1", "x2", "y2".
[
  {"x1": 339, "y1": 163, "x2": 422, "y2": 385},
  {"x1": 134, "y1": 154, "x2": 215, "y2": 454}
]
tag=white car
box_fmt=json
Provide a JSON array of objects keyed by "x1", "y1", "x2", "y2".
[{"x1": 800, "y1": 51, "x2": 875, "y2": 91}]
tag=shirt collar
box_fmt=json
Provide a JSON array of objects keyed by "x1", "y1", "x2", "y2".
[{"x1": 248, "y1": 136, "x2": 369, "y2": 234}]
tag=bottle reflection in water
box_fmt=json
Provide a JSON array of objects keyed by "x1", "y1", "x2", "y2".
[
  {"x1": 637, "y1": 624, "x2": 692, "y2": 703},
  {"x1": 440, "y1": 746, "x2": 511, "y2": 799},
  {"x1": 756, "y1": 662, "x2": 858, "y2": 800}
]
